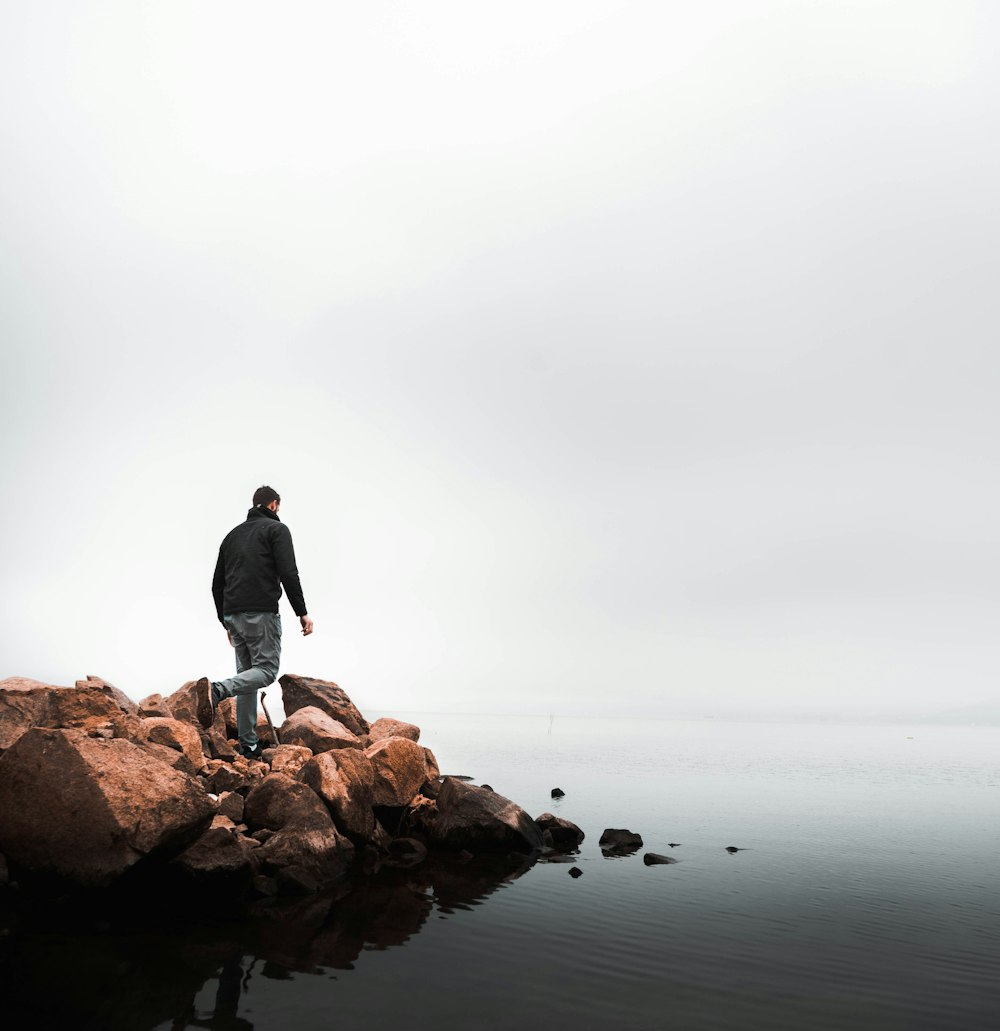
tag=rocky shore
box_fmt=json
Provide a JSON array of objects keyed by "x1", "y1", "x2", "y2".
[{"x1": 0, "y1": 674, "x2": 584, "y2": 898}]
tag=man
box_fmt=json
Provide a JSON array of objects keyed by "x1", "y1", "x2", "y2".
[{"x1": 208, "y1": 485, "x2": 314, "y2": 759}]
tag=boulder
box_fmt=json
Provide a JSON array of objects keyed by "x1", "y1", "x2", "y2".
[
  {"x1": 205, "y1": 761, "x2": 251, "y2": 795},
  {"x1": 365, "y1": 736, "x2": 429, "y2": 806},
  {"x1": 0, "y1": 677, "x2": 125, "y2": 751},
  {"x1": 218, "y1": 791, "x2": 245, "y2": 823},
  {"x1": 263, "y1": 744, "x2": 313, "y2": 778},
  {"x1": 171, "y1": 815, "x2": 254, "y2": 887},
  {"x1": 279, "y1": 674, "x2": 369, "y2": 736},
  {"x1": 299, "y1": 750, "x2": 376, "y2": 841},
  {"x1": 74, "y1": 675, "x2": 138, "y2": 716},
  {"x1": 599, "y1": 828, "x2": 643, "y2": 856},
  {"x1": 368, "y1": 717, "x2": 420, "y2": 743},
  {"x1": 202, "y1": 726, "x2": 238, "y2": 762},
  {"x1": 138, "y1": 693, "x2": 172, "y2": 718},
  {"x1": 535, "y1": 813, "x2": 585, "y2": 850},
  {"x1": 244, "y1": 775, "x2": 353, "y2": 894},
  {"x1": 164, "y1": 678, "x2": 213, "y2": 729},
  {"x1": 143, "y1": 742, "x2": 201, "y2": 777},
  {"x1": 142, "y1": 717, "x2": 206, "y2": 771},
  {"x1": 279, "y1": 707, "x2": 363, "y2": 754},
  {"x1": 0, "y1": 728, "x2": 215, "y2": 887},
  {"x1": 420, "y1": 778, "x2": 544, "y2": 854},
  {"x1": 422, "y1": 747, "x2": 440, "y2": 782}
]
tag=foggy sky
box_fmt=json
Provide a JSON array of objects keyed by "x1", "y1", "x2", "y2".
[{"x1": 2, "y1": 2, "x2": 998, "y2": 721}]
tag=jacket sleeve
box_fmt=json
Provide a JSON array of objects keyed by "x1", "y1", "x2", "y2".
[
  {"x1": 273, "y1": 524, "x2": 308, "y2": 617},
  {"x1": 212, "y1": 546, "x2": 226, "y2": 624}
]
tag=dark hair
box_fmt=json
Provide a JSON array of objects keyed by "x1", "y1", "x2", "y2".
[{"x1": 252, "y1": 485, "x2": 281, "y2": 507}]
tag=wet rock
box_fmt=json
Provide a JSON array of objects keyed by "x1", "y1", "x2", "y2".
[
  {"x1": 299, "y1": 749, "x2": 376, "y2": 841},
  {"x1": 366, "y1": 736, "x2": 430, "y2": 806},
  {"x1": 368, "y1": 717, "x2": 420, "y2": 743},
  {"x1": 535, "y1": 813, "x2": 585, "y2": 850},
  {"x1": 420, "y1": 778, "x2": 544, "y2": 854},
  {"x1": 569, "y1": 867, "x2": 583, "y2": 878},
  {"x1": 0, "y1": 728, "x2": 214, "y2": 887},
  {"x1": 643, "y1": 852, "x2": 678, "y2": 865},
  {"x1": 279, "y1": 706, "x2": 363, "y2": 754},
  {"x1": 551, "y1": 787, "x2": 565, "y2": 798},
  {"x1": 142, "y1": 717, "x2": 206, "y2": 771},
  {"x1": 171, "y1": 815, "x2": 254, "y2": 887},
  {"x1": 245, "y1": 775, "x2": 354, "y2": 893},
  {"x1": 138, "y1": 693, "x2": 172, "y2": 718},
  {"x1": 599, "y1": 828, "x2": 644, "y2": 856},
  {"x1": 263, "y1": 744, "x2": 313, "y2": 778},
  {"x1": 279, "y1": 674, "x2": 369, "y2": 736}
]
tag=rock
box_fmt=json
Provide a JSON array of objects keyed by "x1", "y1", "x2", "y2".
[
  {"x1": 205, "y1": 762, "x2": 250, "y2": 796},
  {"x1": 171, "y1": 815, "x2": 254, "y2": 887},
  {"x1": 568, "y1": 867, "x2": 583, "y2": 878},
  {"x1": 0, "y1": 728, "x2": 215, "y2": 887},
  {"x1": 164, "y1": 678, "x2": 213, "y2": 729},
  {"x1": 420, "y1": 778, "x2": 544, "y2": 854},
  {"x1": 202, "y1": 726, "x2": 238, "y2": 761},
  {"x1": 218, "y1": 791, "x2": 245, "y2": 823},
  {"x1": 365, "y1": 736, "x2": 430, "y2": 806},
  {"x1": 245, "y1": 775, "x2": 354, "y2": 894},
  {"x1": 142, "y1": 717, "x2": 206, "y2": 771},
  {"x1": 138, "y1": 693, "x2": 172, "y2": 718},
  {"x1": 279, "y1": 674, "x2": 369, "y2": 736},
  {"x1": 423, "y1": 747, "x2": 440, "y2": 783},
  {"x1": 279, "y1": 706, "x2": 363, "y2": 754},
  {"x1": 481, "y1": 784, "x2": 494, "y2": 792},
  {"x1": 299, "y1": 750, "x2": 376, "y2": 842},
  {"x1": 384, "y1": 837, "x2": 427, "y2": 868},
  {"x1": 643, "y1": 852, "x2": 678, "y2": 865},
  {"x1": 599, "y1": 828, "x2": 643, "y2": 855},
  {"x1": 263, "y1": 744, "x2": 313, "y2": 778},
  {"x1": 368, "y1": 717, "x2": 420, "y2": 743},
  {"x1": 75, "y1": 675, "x2": 138, "y2": 716},
  {"x1": 143, "y1": 742, "x2": 201, "y2": 777},
  {"x1": 0, "y1": 677, "x2": 126, "y2": 751},
  {"x1": 535, "y1": 813, "x2": 585, "y2": 850},
  {"x1": 551, "y1": 788, "x2": 565, "y2": 798}
]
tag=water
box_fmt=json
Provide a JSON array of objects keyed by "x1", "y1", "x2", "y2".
[{"x1": 2, "y1": 716, "x2": 997, "y2": 1029}]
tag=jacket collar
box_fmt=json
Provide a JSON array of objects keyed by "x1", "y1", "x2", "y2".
[{"x1": 247, "y1": 506, "x2": 280, "y2": 522}]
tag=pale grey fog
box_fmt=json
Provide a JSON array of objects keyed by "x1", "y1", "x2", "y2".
[{"x1": 2, "y1": 2, "x2": 998, "y2": 723}]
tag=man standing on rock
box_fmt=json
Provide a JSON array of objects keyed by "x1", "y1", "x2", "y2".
[{"x1": 207, "y1": 485, "x2": 313, "y2": 759}]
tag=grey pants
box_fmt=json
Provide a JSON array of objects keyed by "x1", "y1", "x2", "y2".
[{"x1": 213, "y1": 611, "x2": 282, "y2": 750}]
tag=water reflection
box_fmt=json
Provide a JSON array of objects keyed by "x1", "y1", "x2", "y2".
[{"x1": 0, "y1": 853, "x2": 535, "y2": 1031}]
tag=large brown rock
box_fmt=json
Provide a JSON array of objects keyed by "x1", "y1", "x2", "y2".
[
  {"x1": 244, "y1": 775, "x2": 353, "y2": 893},
  {"x1": 280, "y1": 706, "x2": 363, "y2": 754},
  {"x1": 421, "y1": 778, "x2": 544, "y2": 854},
  {"x1": 75, "y1": 675, "x2": 138, "y2": 717},
  {"x1": 365, "y1": 736, "x2": 429, "y2": 806},
  {"x1": 0, "y1": 728, "x2": 215, "y2": 886},
  {"x1": 0, "y1": 677, "x2": 126, "y2": 751},
  {"x1": 535, "y1": 813, "x2": 585, "y2": 850},
  {"x1": 164, "y1": 678, "x2": 214, "y2": 729},
  {"x1": 369, "y1": 717, "x2": 420, "y2": 743},
  {"x1": 279, "y1": 674, "x2": 369, "y2": 736},
  {"x1": 142, "y1": 717, "x2": 206, "y2": 771},
  {"x1": 171, "y1": 815, "x2": 254, "y2": 887},
  {"x1": 300, "y1": 750, "x2": 376, "y2": 841},
  {"x1": 263, "y1": 744, "x2": 313, "y2": 778},
  {"x1": 138, "y1": 693, "x2": 172, "y2": 718}
]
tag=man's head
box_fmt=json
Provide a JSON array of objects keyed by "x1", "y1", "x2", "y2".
[{"x1": 253, "y1": 485, "x2": 281, "y2": 512}]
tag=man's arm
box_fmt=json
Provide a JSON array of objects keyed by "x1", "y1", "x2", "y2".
[
  {"x1": 273, "y1": 524, "x2": 309, "y2": 621},
  {"x1": 212, "y1": 547, "x2": 226, "y2": 624}
]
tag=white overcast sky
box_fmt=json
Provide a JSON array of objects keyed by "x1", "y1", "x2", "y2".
[{"x1": 2, "y1": 1, "x2": 998, "y2": 721}]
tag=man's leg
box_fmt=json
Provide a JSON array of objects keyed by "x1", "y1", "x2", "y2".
[{"x1": 213, "y1": 612, "x2": 282, "y2": 752}]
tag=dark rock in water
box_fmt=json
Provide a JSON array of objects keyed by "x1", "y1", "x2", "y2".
[
  {"x1": 551, "y1": 787, "x2": 565, "y2": 798},
  {"x1": 668, "y1": 842, "x2": 682, "y2": 848},
  {"x1": 441, "y1": 774, "x2": 474, "y2": 781},
  {"x1": 599, "y1": 828, "x2": 643, "y2": 856},
  {"x1": 418, "y1": 778, "x2": 544, "y2": 854},
  {"x1": 0, "y1": 727, "x2": 214, "y2": 887},
  {"x1": 278, "y1": 674, "x2": 369, "y2": 736},
  {"x1": 384, "y1": 837, "x2": 428, "y2": 868},
  {"x1": 535, "y1": 813, "x2": 585, "y2": 850},
  {"x1": 568, "y1": 866, "x2": 583, "y2": 878},
  {"x1": 171, "y1": 815, "x2": 254, "y2": 888},
  {"x1": 725, "y1": 846, "x2": 747, "y2": 853},
  {"x1": 481, "y1": 783, "x2": 493, "y2": 792},
  {"x1": 643, "y1": 852, "x2": 678, "y2": 865}
]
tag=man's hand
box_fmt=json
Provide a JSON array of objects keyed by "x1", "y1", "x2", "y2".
[{"x1": 300, "y1": 615, "x2": 314, "y2": 636}]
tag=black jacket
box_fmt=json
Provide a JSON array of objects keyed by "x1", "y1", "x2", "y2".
[{"x1": 212, "y1": 507, "x2": 308, "y2": 623}]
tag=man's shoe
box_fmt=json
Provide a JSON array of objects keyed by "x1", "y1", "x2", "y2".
[
  {"x1": 194, "y1": 676, "x2": 214, "y2": 729},
  {"x1": 240, "y1": 742, "x2": 265, "y2": 761}
]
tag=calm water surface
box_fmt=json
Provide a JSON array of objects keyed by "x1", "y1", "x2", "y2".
[{"x1": 2, "y1": 716, "x2": 997, "y2": 1029}]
